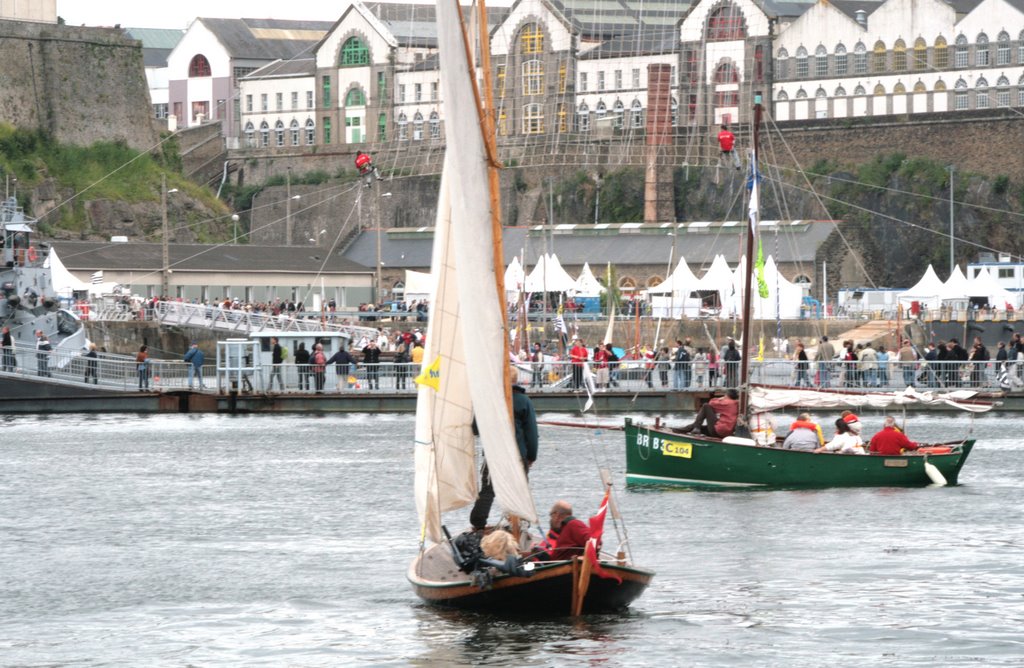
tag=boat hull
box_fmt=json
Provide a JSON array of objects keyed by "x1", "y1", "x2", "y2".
[
  {"x1": 625, "y1": 419, "x2": 974, "y2": 488},
  {"x1": 408, "y1": 555, "x2": 653, "y2": 615}
]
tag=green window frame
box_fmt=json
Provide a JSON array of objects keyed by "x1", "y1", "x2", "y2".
[
  {"x1": 323, "y1": 117, "x2": 332, "y2": 144},
  {"x1": 378, "y1": 113, "x2": 387, "y2": 141},
  {"x1": 345, "y1": 88, "x2": 366, "y2": 106},
  {"x1": 341, "y1": 37, "x2": 370, "y2": 67},
  {"x1": 322, "y1": 76, "x2": 331, "y2": 107}
]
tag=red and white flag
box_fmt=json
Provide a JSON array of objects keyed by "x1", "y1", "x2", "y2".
[{"x1": 585, "y1": 489, "x2": 622, "y2": 582}]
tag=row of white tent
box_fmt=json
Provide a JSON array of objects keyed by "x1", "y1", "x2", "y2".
[
  {"x1": 898, "y1": 264, "x2": 1018, "y2": 309},
  {"x1": 407, "y1": 252, "x2": 808, "y2": 319}
]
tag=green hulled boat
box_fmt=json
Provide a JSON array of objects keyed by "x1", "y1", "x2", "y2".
[{"x1": 625, "y1": 418, "x2": 975, "y2": 488}]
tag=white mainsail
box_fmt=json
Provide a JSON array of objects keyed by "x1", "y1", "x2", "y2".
[{"x1": 414, "y1": 0, "x2": 538, "y2": 544}]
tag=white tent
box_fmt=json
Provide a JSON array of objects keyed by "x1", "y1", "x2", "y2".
[
  {"x1": 403, "y1": 269, "x2": 433, "y2": 301},
  {"x1": 967, "y1": 267, "x2": 1018, "y2": 308},
  {"x1": 572, "y1": 262, "x2": 605, "y2": 296},
  {"x1": 727, "y1": 255, "x2": 804, "y2": 319},
  {"x1": 693, "y1": 255, "x2": 736, "y2": 316},
  {"x1": 504, "y1": 256, "x2": 525, "y2": 294},
  {"x1": 897, "y1": 264, "x2": 946, "y2": 309},
  {"x1": 941, "y1": 265, "x2": 971, "y2": 301},
  {"x1": 45, "y1": 248, "x2": 98, "y2": 297},
  {"x1": 647, "y1": 257, "x2": 701, "y2": 317},
  {"x1": 524, "y1": 253, "x2": 576, "y2": 292}
]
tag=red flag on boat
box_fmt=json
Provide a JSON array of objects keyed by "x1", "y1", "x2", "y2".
[{"x1": 586, "y1": 489, "x2": 622, "y2": 582}]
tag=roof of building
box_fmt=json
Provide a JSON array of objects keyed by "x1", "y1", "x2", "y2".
[
  {"x1": 343, "y1": 222, "x2": 837, "y2": 272},
  {"x1": 198, "y1": 18, "x2": 335, "y2": 61},
  {"x1": 125, "y1": 27, "x2": 185, "y2": 68},
  {"x1": 52, "y1": 242, "x2": 371, "y2": 274},
  {"x1": 246, "y1": 57, "x2": 317, "y2": 79},
  {"x1": 580, "y1": 27, "x2": 679, "y2": 58}
]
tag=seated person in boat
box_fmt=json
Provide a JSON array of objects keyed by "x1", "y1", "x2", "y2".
[
  {"x1": 814, "y1": 412, "x2": 866, "y2": 455},
  {"x1": 674, "y1": 389, "x2": 739, "y2": 437},
  {"x1": 781, "y1": 413, "x2": 825, "y2": 451},
  {"x1": 534, "y1": 500, "x2": 590, "y2": 561},
  {"x1": 868, "y1": 416, "x2": 920, "y2": 455}
]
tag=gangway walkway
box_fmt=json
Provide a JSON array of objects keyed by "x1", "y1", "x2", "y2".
[{"x1": 153, "y1": 301, "x2": 380, "y2": 343}]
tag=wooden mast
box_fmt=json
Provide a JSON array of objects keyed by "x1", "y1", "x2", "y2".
[{"x1": 738, "y1": 96, "x2": 762, "y2": 416}]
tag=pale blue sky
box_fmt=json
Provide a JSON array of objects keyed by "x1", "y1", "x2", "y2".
[{"x1": 56, "y1": 1, "x2": 357, "y2": 30}]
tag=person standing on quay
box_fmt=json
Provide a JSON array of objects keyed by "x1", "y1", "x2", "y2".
[
  {"x1": 84, "y1": 342, "x2": 99, "y2": 384},
  {"x1": 136, "y1": 344, "x2": 150, "y2": 391},
  {"x1": 1, "y1": 326, "x2": 15, "y2": 372},
  {"x1": 362, "y1": 339, "x2": 382, "y2": 390},
  {"x1": 294, "y1": 342, "x2": 311, "y2": 391},
  {"x1": 310, "y1": 343, "x2": 327, "y2": 393},
  {"x1": 184, "y1": 342, "x2": 205, "y2": 389},
  {"x1": 35, "y1": 330, "x2": 52, "y2": 377},
  {"x1": 268, "y1": 336, "x2": 285, "y2": 391}
]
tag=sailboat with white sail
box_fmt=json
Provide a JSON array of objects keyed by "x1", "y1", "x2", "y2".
[{"x1": 407, "y1": 0, "x2": 652, "y2": 614}]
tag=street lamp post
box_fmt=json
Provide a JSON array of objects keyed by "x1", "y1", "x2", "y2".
[{"x1": 231, "y1": 214, "x2": 239, "y2": 244}]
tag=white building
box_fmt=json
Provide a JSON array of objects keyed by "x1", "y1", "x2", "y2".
[
  {"x1": 125, "y1": 28, "x2": 186, "y2": 125},
  {"x1": 0, "y1": 0, "x2": 55, "y2": 22}
]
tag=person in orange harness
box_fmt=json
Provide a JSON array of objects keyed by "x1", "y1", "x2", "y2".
[{"x1": 354, "y1": 151, "x2": 384, "y2": 187}]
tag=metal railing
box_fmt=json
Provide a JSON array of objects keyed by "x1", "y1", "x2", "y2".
[{"x1": 153, "y1": 301, "x2": 381, "y2": 342}]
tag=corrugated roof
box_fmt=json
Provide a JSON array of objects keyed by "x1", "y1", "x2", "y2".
[
  {"x1": 343, "y1": 222, "x2": 837, "y2": 271},
  {"x1": 52, "y1": 242, "x2": 371, "y2": 274},
  {"x1": 199, "y1": 18, "x2": 334, "y2": 61},
  {"x1": 246, "y1": 58, "x2": 317, "y2": 79},
  {"x1": 580, "y1": 27, "x2": 678, "y2": 58}
]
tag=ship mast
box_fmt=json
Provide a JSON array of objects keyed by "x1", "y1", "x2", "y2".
[{"x1": 738, "y1": 95, "x2": 762, "y2": 416}]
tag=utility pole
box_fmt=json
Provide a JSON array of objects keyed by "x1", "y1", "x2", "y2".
[
  {"x1": 948, "y1": 165, "x2": 955, "y2": 275},
  {"x1": 161, "y1": 175, "x2": 169, "y2": 298},
  {"x1": 285, "y1": 167, "x2": 293, "y2": 246}
]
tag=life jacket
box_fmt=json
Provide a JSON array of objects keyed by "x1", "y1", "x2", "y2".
[{"x1": 790, "y1": 419, "x2": 824, "y2": 446}]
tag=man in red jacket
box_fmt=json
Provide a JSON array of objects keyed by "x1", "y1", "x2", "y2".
[
  {"x1": 569, "y1": 338, "x2": 588, "y2": 390},
  {"x1": 540, "y1": 500, "x2": 590, "y2": 561},
  {"x1": 717, "y1": 124, "x2": 741, "y2": 170},
  {"x1": 354, "y1": 151, "x2": 384, "y2": 187},
  {"x1": 869, "y1": 416, "x2": 920, "y2": 455}
]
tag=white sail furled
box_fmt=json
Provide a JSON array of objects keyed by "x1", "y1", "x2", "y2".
[
  {"x1": 750, "y1": 386, "x2": 995, "y2": 413},
  {"x1": 414, "y1": 165, "x2": 478, "y2": 544},
  {"x1": 434, "y1": 0, "x2": 537, "y2": 527}
]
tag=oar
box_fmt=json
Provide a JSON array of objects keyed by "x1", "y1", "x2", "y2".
[{"x1": 538, "y1": 420, "x2": 623, "y2": 431}]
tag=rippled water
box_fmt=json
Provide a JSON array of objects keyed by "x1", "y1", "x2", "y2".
[{"x1": 1, "y1": 412, "x2": 1022, "y2": 666}]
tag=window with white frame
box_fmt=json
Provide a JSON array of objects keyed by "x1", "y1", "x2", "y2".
[
  {"x1": 955, "y1": 78, "x2": 968, "y2": 109},
  {"x1": 776, "y1": 48, "x2": 788, "y2": 78},
  {"x1": 814, "y1": 45, "x2": 828, "y2": 77},
  {"x1": 597, "y1": 71, "x2": 605, "y2": 91},
  {"x1": 796, "y1": 46, "x2": 808, "y2": 77},
  {"x1": 397, "y1": 113, "x2": 408, "y2": 139},
  {"x1": 853, "y1": 84, "x2": 865, "y2": 95},
  {"x1": 259, "y1": 121, "x2": 269, "y2": 147},
  {"x1": 612, "y1": 99, "x2": 625, "y2": 128},
  {"x1": 413, "y1": 112, "x2": 424, "y2": 140},
  {"x1": 835, "y1": 43, "x2": 847, "y2": 75},
  {"x1": 245, "y1": 94, "x2": 253, "y2": 112},
  {"x1": 670, "y1": 66, "x2": 677, "y2": 86},
  {"x1": 595, "y1": 100, "x2": 607, "y2": 119},
  {"x1": 414, "y1": 83, "x2": 422, "y2": 102},
  {"x1": 305, "y1": 118, "x2": 315, "y2": 144},
  {"x1": 1020, "y1": 31, "x2": 1024, "y2": 64},
  {"x1": 997, "y1": 75, "x2": 1010, "y2": 106},
  {"x1": 579, "y1": 71, "x2": 588, "y2": 91},
  {"x1": 997, "y1": 31, "x2": 1011, "y2": 65},
  {"x1": 306, "y1": 91, "x2": 314, "y2": 109},
  {"x1": 522, "y1": 103, "x2": 544, "y2": 134},
  {"x1": 614, "y1": 70, "x2": 622, "y2": 89},
  {"x1": 431, "y1": 82, "x2": 438, "y2": 101},
  {"x1": 796, "y1": 88, "x2": 808, "y2": 98},
  {"x1": 976, "y1": 33, "x2": 990, "y2": 66},
  {"x1": 632, "y1": 68, "x2": 640, "y2": 89},
  {"x1": 955, "y1": 35, "x2": 968, "y2": 68},
  {"x1": 630, "y1": 99, "x2": 643, "y2": 128},
  {"x1": 578, "y1": 102, "x2": 590, "y2": 131},
  {"x1": 1019, "y1": 75, "x2": 1024, "y2": 105},
  {"x1": 261, "y1": 94, "x2": 268, "y2": 112},
  {"x1": 854, "y1": 42, "x2": 867, "y2": 74},
  {"x1": 290, "y1": 119, "x2": 300, "y2": 146},
  {"x1": 275, "y1": 120, "x2": 285, "y2": 146},
  {"x1": 777, "y1": 90, "x2": 789, "y2": 101},
  {"x1": 276, "y1": 93, "x2": 283, "y2": 111},
  {"x1": 429, "y1": 111, "x2": 440, "y2": 139},
  {"x1": 976, "y1": 77, "x2": 989, "y2": 108},
  {"x1": 291, "y1": 92, "x2": 298, "y2": 110},
  {"x1": 835, "y1": 85, "x2": 846, "y2": 96},
  {"x1": 244, "y1": 121, "x2": 255, "y2": 147},
  {"x1": 398, "y1": 84, "x2": 406, "y2": 102}
]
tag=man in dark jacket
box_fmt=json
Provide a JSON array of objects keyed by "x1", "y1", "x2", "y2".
[
  {"x1": 327, "y1": 347, "x2": 358, "y2": 390},
  {"x1": 469, "y1": 385, "x2": 539, "y2": 530},
  {"x1": 361, "y1": 340, "x2": 382, "y2": 389}
]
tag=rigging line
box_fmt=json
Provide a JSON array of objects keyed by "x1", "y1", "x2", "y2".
[
  {"x1": 775, "y1": 176, "x2": 1018, "y2": 259},
  {"x1": 770, "y1": 163, "x2": 1024, "y2": 222}
]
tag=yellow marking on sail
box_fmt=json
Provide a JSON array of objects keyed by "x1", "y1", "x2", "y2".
[{"x1": 415, "y1": 355, "x2": 441, "y2": 390}]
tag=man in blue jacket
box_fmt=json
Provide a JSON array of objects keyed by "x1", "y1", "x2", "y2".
[{"x1": 184, "y1": 342, "x2": 205, "y2": 389}]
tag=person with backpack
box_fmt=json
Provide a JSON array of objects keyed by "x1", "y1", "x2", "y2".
[{"x1": 673, "y1": 339, "x2": 691, "y2": 390}]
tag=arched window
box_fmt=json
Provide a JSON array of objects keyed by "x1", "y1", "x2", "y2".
[
  {"x1": 873, "y1": 83, "x2": 886, "y2": 96},
  {"x1": 776, "y1": 48, "x2": 789, "y2": 78},
  {"x1": 630, "y1": 99, "x2": 643, "y2": 128},
  {"x1": 340, "y1": 37, "x2": 369, "y2": 67},
  {"x1": 522, "y1": 102, "x2": 544, "y2": 134},
  {"x1": 397, "y1": 113, "x2": 408, "y2": 140},
  {"x1": 997, "y1": 31, "x2": 1011, "y2": 65},
  {"x1": 976, "y1": 76, "x2": 990, "y2": 108},
  {"x1": 893, "y1": 39, "x2": 907, "y2": 71},
  {"x1": 429, "y1": 111, "x2": 441, "y2": 139},
  {"x1": 578, "y1": 102, "x2": 590, "y2": 132},
  {"x1": 854, "y1": 84, "x2": 866, "y2": 95},
  {"x1": 815, "y1": 45, "x2": 828, "y2": 77},
  {"x1": 893, "y1": 82, "x2": 906, "y2": 94},
  {"x1": 244, "y1": 121, "x2": 255, "y2": 147},
  {"x1": 706, "y1": 3, "x2": 746, "y2": 40},
  {"x1": 274, "y1": 120, "x2": 285, "y2": 147},
  {"x1": 913, "y1": 81, "x2": 926, "y2": 92},
  {"x1": 305, "y1": 118, "x2": 316, "y2": 145},
  {"x1": 1018, "y1": 74, "x2": 1024, "y2": 106},
  {"x1": 618, "y1": 276, "x2": 637, "y2": 291},
  {"x1": 259, "y1": 121, "x2": 269, "y2": 147},
  {"x1": 595, "y1": 100, "x2": 607, "y2": 118},
  {"x1": 997, "y1": 75, "x2": 1011, "y2": 106},
  {"x1": 1019, "y1": 30, "x2": 1024, "y2": 64},
  {"x1": 934, "y1": 79, "x2": 947, "y2": 91},
  {"x1": 935, "y1": 36, "x2": 949, "y2": 69},
  {"x1": 412, "y1": 111, "x2": 424, "y2": 140},
  {"x1": 976, "y1": 32, "x2": 990, "y2": 66},
  {"x1": 954, "y1": 78, "x2": 968, "y2": 109},
  {"x1": 854, "y1": 42, "x2": 867, "y2": 74},
  {"x1": 913, "y1": 38, "x2": 927, "y2": 70},
  {"x1": 777, "y1": 90, "x2": 789, "y2": 101},
  {"x1": 872, "y1": 41, "x2": 887, "y2": 72},
  {"x1": 290, "y1": 119, "x2": 300, "y2": 146},
  {"x1": 815, "y1": 87, "x2": 827, "y2": 98},
  {"x1": 835, "y1": 43, "x2": 848, "y2": 75},
  {"x1": 835, "y1": 85, "x2": 847, "y2": 96},
  {"x1": 796, "y1": 46, "x2": 809, "y2": 78},
  {"x1": 522, "y1": 60, "x2": 544, "y2": 96},
  {"x1": 955, "y1": 35, "x2": 969, "y2": 68},
  {"x1": 520, "y1": 23, "x2": 544, "y2": 54},
  {"x1": 796, "y1": 88, "x2": 808, "y2": 98},
  {"x1": 612, "y1": 99, "x2": 625, "y2": 128},
  {"x1": 188, "y1": 54, "x2": 211, "y2": 77},
  {"x1": 345, "y1": 88, "x2": 366, "y2": 106},
  {"x1": 713, "y1": 61, "x2": 739, "y2": 108}
]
